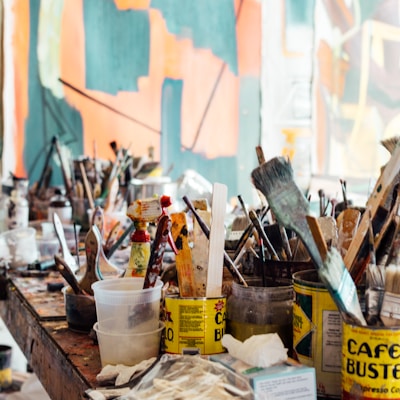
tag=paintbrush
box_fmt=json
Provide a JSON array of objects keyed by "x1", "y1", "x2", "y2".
[
  {"x1": 251, "y1": 156, "x2": 323, "y2": 269},
  {"x1": 318, "y1": 189, "x2": 326, "y2": 217},
  {"x1": 306, "y1": 215, "x2": 367, "y2": 326},
  {"x1": 364, "y1": 209, "x2": 385, "y2": 325},
  {"x1": 381, "y1": 135, "x2": 400, "y2": 155},
  {"x1": 79, "y1": 160, "x2": 95, "y2": 210},
  {"x1": 248, "y1": 210, "x2": 280, "y2": 260},
  {"x1": 379, "y1": 206, "x2": 400, "y2": 326},
  {"x1": 105, "y1": 222, "x2": 135, "y2": 258},
  {"x1": 380, "y1": 263, "x2": 400, "y2": 327},
  {"x1": 35, "y1": 136, "x2": 56, "y2": 197},
  {"x1": 54, "y1": 137, "x2": 73, "y2": 198},
  {"x1": 143, "y1": 214, "x2": 170, "y2": 289},
  {"x1": 54, "y1": 255, "x2": 86, "y2": 295},
  {"x1": 53, "y1": 213, "x2": 79, "y2": 275}
]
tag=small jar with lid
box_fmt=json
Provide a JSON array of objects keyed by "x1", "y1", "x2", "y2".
[
  {"x1": 48, "y1": 188, "x2": 72, "y2": 223},
  {"x1": 226, "y1": 278, "x2": 294, "y2": 351}
]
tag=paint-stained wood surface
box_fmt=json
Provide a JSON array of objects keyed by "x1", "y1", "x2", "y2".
[
  {"x1": 11, "y1": 276, "x2": 66, "y2": 320},
  {"x1": 2, "y1": 276, "x2": 101, "y2": 400}
]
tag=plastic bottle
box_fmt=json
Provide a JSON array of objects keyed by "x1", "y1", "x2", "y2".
[
  {"x1": 124, "y1": 220, "x2": 151, "y2": 278},
  {"x1": 6, "y1": 189, "x2": 29, "y2": 230}
]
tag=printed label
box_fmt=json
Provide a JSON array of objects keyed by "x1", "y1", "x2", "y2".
[
  {"x1": 342, "y1": 323, "x2": 400, "y2": 399},
  {"x1": 164, "y1": 297, "x2": 226, "y2": 355}
]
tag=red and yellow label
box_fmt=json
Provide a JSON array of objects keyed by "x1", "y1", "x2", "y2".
[{"x1": 342, "y1": 323, "x2": 400, "y2": 399}]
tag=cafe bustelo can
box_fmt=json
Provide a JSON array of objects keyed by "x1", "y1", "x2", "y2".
[{"x1": 164, "y1": 295, "x2": 226, "y2": 355}]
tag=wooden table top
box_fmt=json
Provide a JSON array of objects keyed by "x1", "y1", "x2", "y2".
[{"x1": 1, "y1": 273, "x2": 102, "y2": 400}]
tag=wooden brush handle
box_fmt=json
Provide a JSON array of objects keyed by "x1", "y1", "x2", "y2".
[
  {"x1": 255, "y1": 145, "x2": 266, "y2": 165},
  {"x1": 54, "y1": 137, "x2": 73, "y2": 197},
  {"x1": 36, "y1": 137, "x2": 56, "y2": 195},
  {"x1": 143, "y1": 214, "x2": 170, "y2": 289},
  {"x1": 79, "y1": 161, "x2": 95, "y2": 210},
  {"x1": 54, "y1": 255, "x2": 84, "y2": 295},
  {"x1": 345, "y1": 144, "x2": 400, "y2": 277},
  {"x1": 306, "y1": 215, "x2": 328, "y2": 261}
]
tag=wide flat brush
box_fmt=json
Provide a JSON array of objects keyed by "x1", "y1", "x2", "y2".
[
  {"x1": 251, "y1": 156, "x2": 323, "y2": 269},
  {"x1": 306, "y1": 215, "x2": 366, "y2": 326}
]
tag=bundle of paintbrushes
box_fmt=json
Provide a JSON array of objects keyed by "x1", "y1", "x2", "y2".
[
  {"x1": 250, "y1": 138, "x2": 400, "y2": 327},
  {"x1": 251, "y1": 154, "x2": 367, "y2": 326},
  {"x1": 376, "y1": 222, "x2": 400, "y2": 327}
]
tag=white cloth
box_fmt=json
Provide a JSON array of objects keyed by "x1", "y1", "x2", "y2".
[{"x1": 221, "y1": 333, "x2": 288, "y2": 368}]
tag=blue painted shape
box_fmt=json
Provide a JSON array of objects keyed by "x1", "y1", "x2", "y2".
[
  {"x1": 285, "y1": 0, "x2": 314, "y2": 26},
  {"x1": 161, "y1": 78, "x2": 240, "y2": 200},
  {"x1": 25, "y1": 0, "x2": 83, "y2": 188},
  {"x1": 151, "y1": 0, "x2": 238, "y2": 74},
  {"x1": 83, "y1": 0, "x2": 150, "y2": 94}
]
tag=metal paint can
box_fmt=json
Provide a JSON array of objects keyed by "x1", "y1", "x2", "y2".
[
  {"x1": 293, "y1": 269, "x2": 341, "y2": 399},
  {"x1": 164, "y1": 295, "x2": 226, "y2": 355},
  {"x1": 342, "y1": 322, "x2": 400, "y2": 399}
]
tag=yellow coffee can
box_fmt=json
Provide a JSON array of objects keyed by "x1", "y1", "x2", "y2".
[{"x1": 164, "y1": 295, "x2": 226, "y2": 355}]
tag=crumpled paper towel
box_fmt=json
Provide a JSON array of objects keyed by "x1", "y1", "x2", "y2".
[{"x1": 221, "y1": 333, "x2": 288, "y2": 368}]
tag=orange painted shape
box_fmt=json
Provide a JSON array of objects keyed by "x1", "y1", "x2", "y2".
[
  {"x1": 114, "y1": 0, "x2": 150, "y2": 10},
  {"x1": 13, "y1": 0, "x2": 30, "y2": 177},
  {"x1": 237, "y1": 0, "x2": 261, "y2": 76}
]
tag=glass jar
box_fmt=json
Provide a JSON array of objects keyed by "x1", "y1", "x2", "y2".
[{"x1": 226, "y1": 279, "x2": 294, "y2": 351}]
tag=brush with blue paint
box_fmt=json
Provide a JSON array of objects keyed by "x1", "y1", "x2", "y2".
[
  {"x1": 251, "y1": 156, "x2": 366, "y2": 325},
  {"x1": 306, "y1": 215, "x2": 366, "y2": 326}
]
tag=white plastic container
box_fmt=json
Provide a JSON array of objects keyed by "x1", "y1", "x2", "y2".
[
  {"x1": 91, "y1": 277, "x2": 163, "y2": 333},
  {"x1": 94, "y1": 321, "x2": 164, "y2": 367},
  {"x1": 0, "y1": 227, "x2": 38, "y2": 267}
]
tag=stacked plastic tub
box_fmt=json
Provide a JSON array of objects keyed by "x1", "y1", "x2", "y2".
[{"x1": 92, "y1": 277, "x2": 164, "y2": 367}]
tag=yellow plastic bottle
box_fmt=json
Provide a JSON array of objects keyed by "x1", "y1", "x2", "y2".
[{"x1": 124, "y1": 220, "x2": 151, "y2": 278}]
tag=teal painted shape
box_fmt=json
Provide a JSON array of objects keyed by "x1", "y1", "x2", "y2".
[
  {"x1": 285, "y1": 0, "x2": 314, "y2": 26},
  {"x1": 83, "y1": 0, "x2": 150, "y2": 94},
  {"x1": 151, "y1": 0, "x2": 238, "y2": 74},
  {"x1": 161, "y1": 78, "x2": 240, "y2": 200},
  {"x1": 25, "y1": 0, "x2": 83, "y2": 188},
  {"x1": 236, "y1": 76, "x2": 260, "y2": 202}
]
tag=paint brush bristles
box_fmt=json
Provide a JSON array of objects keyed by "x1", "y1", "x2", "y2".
[{"x1": 251, "y1": 156, "x2": 323, "y2": 268}]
